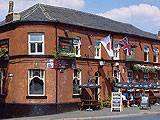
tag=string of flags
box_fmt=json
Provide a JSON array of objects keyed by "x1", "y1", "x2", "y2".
[
  {"x1": 100, "y1": 35, "x2": 132, "y2": 57},
  {"x1": 100, "y1": 35, "x2": 114, "y2": 58},
  {"x1": 118, "y1": 37, "x2": 132, "y2": 56}
]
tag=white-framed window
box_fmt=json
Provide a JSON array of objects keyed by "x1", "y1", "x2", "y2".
[
  {"x1": 144, "y1": 73, "x2": 149, "y2": 82},
  {"x1": 73, "y1": 69, "x2": 81, "y2": 95},
  {"x1": 113, "y1": 43, "x2": 119, "y2": 60},
  {"x1": 28, "y1": 33, "x2": 44, "y2": 55},
  {"x1": 73, "y1": 37, "x2": 81, "y2": 57},
  {"x1": 153, "y1": 48, "x2": 159, "y2": 63},
  {"x1": 0, "y1": 70, "x2": 4, "y2": 95},
  {"x1": 128, "y1": 70, "x2": 133, "y2": 83},
  {"x1": 144, "y1": 46, "x2": 149, "y2": 62},
  {"x1": 28, "y1": 69, "x2": 45, "y2": 96},
  {"x1": 95, "y1": 41, "x2": 101, "y2": 59}
]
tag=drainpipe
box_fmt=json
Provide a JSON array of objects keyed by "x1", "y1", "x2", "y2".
[
  {"x1": 111, "y1": 34, "x2": 114, "y2": 77},
  {"x1": 55, "y1": 23, "x2": 58, "y2": 113}
]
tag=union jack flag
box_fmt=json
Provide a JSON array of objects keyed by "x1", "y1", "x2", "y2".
[{"x1": 118, "y1": 37, "x2": 132, "y2": 56}]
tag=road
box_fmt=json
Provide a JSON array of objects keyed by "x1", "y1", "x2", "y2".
[{"x1": 100, "y1": 114, "x2": 160, "y2": 120}]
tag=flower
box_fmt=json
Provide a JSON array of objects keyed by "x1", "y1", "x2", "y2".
[
  {"x1": 133, "y1": 64, "x2": 159, "y2": 73},
  {"x1": 0, "y1": 48, "x2": 8, "y2": 58}
]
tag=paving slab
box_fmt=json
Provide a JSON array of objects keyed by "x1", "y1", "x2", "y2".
[{"x1": 6, "y1": 105, "x2": 160, "y2": 120}]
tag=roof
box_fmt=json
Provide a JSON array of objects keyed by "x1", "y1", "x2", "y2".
[{"x1": 0, "y1": 3, "x2": 158, "y2": 40}]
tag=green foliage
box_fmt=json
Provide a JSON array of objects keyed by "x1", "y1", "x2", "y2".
[
  {"x1": 100, "y1": 96, "x2": 112, "y2": 109},
  {"x1": 53, "y1": 47, "x2": 75, "y2": 59},
  {"x1": 100, "y1": 100, "x2": 107, "y2": 109},
  {"x1": 0, "y1": 48, "x2": 8, "y2": 58},
  {"x1": 53, "y1": 48, "x2": 60, "y2": 59},
  {"x1": 133, "y1": 64, "x2": 157, "y2": 73}
]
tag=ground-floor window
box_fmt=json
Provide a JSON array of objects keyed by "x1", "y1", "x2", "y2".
[
  {"x1": 153, "y1": 73, "x2": 158, "y2": 84},
  {"x1": 73, "y1": 69, "x2": 81, "y2": 95},
  {"x1": 0, "y1": 70, "x2": 4, "y2": 94},
  {"x1": 144, "y1": 73, "x2": 149, "y2": 82},
  {"x1": 128, "y1": 70, "x2": 133, "y2": 83},
  {"x1": 28, "y1": 69, "x2": 45, "y2": 96},
  {"x1": 95, "y1": 72, "x2": 100, "y2": 100},
  {"x1": 114, "y1": 70, "x2": 119, "y2": 83}
]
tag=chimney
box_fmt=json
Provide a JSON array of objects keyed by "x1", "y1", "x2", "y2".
[
  {"x1": 5, "y1": 0, "x2": 20, "y2": 23},
  {"x1": 158, "y1": 31, "x2": 160, "y2": 39},
  {"x1": 8, "y1": 0, "x2": 14, "y2": 14}
]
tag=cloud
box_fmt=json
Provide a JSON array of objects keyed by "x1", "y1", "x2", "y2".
[
  {"x1": 13, "y1": 0, "x2": 85, "y2": 11},
  {"x1": 98, "y1": 4, "x2": 160, "y2": 34},
  {"x1": 0, "y1": 0, "x2": 85, "y2": 20}
]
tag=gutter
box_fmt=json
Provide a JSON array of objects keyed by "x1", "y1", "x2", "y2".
[{"x1": 0, "y1": 20, "x2": 158, "y2": 41}]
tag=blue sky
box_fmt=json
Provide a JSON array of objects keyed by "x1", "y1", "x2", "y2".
[
  {"x1": 84, "y1": 0, "x2": 160, "y2": 13},
  {"x1": 0, "y1": 0, "x2": 160, "y2": 34}
]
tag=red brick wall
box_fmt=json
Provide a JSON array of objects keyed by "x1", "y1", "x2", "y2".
[
  {"x1": 0, "y1": 23, "x2": 159, "y2": 104},
  {"x1": 5, "y1": 58, "x2": 56, "y2": 103},
  {"x1": 0, "y1": 25, "x2": 57, "y2": 103}
]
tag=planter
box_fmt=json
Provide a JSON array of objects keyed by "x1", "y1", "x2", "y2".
[{"x1": 0, "y1": 56, "x2": 9, "y2": 61}]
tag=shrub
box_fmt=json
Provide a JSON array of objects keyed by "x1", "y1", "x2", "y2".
[{"x1": 100, "y1": 96, "x2": 112, "y2": 109}]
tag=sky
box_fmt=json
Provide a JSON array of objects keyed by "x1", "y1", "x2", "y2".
[{"x1": 0, "y1": 0, "x2": 160, "y2": 34}]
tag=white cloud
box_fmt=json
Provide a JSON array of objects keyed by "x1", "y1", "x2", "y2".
[
  {"x1": 0, "y1": 0, "x2": 85, "y2": 20},
  {"x1": 98, "y1": 4, "x2": 160, "y2": 34},
  {"x1": 13, "y1": 0, "x2": 85, "y2": 11}
]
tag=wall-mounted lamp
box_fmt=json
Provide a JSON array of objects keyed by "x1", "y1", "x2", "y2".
[
  {"x1": 64, "y1": 29, "x2": 69, "y2": 37},
  {"x1": 60, "y1": 66, "x2": 65, "y2": 73},
  {"x1": 8, "y1": 73, "x2": 14, "y2": 77},
  {"x1": 99, "y1": 61, "x2": 105, "y2": 66}
]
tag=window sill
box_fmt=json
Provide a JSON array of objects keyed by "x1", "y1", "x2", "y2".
[
  {"x1": 26, "y1": 96, "x2": 47, "y2": 99},
  {"x1": 72, "y1": 94, "x2": 81, "y2": 98},
  {"x1": 28, "y1": 53, "x2": 45, "y2": 55},
  {"x1": 75, "y1": 55, "x2": 81, "y2": 57},
  {"x1": 95, "y1": 57, "x2": 101, "y2": 59}
]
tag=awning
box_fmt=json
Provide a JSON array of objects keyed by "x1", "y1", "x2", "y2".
[
  {"x1": 114, "y1": 82, "x2": 131, "y2": 89},
  {"x1": 79, "y1": 81, "x2": 101, "y2": 89},
  {"x1": 114, "y1": 82, "x2": 159, "y2": 90}
]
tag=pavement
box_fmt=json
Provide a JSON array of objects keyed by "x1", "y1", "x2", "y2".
[{"x1": 6, "y1": 105, "x2": 160, "y2": 120}]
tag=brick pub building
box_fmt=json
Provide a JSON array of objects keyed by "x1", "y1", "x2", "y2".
[{"x1": 0, "y1": 1, "x2": 160, "y2": 118}]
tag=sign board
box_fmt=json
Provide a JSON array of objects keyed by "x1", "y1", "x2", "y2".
[
  {"x1": 141, "y1": 96, "x2": 148, "y2": 104},
  {"x1": 47, "y1": 59, "x2": 54, "y2": 69},
  {"x1": 111, "y1": 92, "x2": 122, "y2": 112}
]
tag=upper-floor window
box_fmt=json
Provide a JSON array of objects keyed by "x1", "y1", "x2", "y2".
[
  {"x1": 73, "y1": 69, "x2": 81, "y2": 95},
  {"x1": 73, "y1": 37, "x2": 81, "y2": 57},
  {"x1": 144, "y1": 46, "x2": 149, "y2": 62},
  {"x1": 28, "y1": 33, "x2": 44, "y2": 55},
  {"x1": 0, "y1": 70, "x2": 4, "y2": 95},
  {"x1": 28, "y1": 69, "x2": 45, "y2": 96},
  {"x1": 95, "y1": 41, "x2": 101, "y2": 59},
  {"x1": 113, "y1": 43, "x2": 119, "y2": 60},
  {"x1": 153, "y1": 48, "x2": 159, "y2": 63}
]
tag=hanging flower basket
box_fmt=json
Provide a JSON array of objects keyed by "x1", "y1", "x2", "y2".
[
  {"x1": 0, "y1": 48, "x2": 9, "y2": 60},
  {"x1": 133, "y1": 64, "x2": 159, "y2": 73},
  {"x1": 133, "y1": 64, "x2": 141, "y2": 70},
  {"x1": 150, "y1": 67, "x2": 156, "y2": 73}
]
